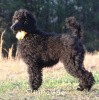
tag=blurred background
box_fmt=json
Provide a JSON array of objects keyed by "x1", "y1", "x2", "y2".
[
  {"x1": 0, "y1": 1, "x2": 99, "y2": 99},
  {"x1": 0, "y1": 0, "x2": 99, "y2": 58}
]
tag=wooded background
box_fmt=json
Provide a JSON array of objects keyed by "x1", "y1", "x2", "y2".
[{"x1": 0, "y1": 0, "x2": 99, "y2": 52}]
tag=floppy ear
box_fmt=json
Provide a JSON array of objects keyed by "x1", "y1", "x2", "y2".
[
  {"x1": 24, "y1": 11, "x2": 35, "y2": 20},
  {"x1": 27, "y1": 12, "x2": 36, "y2": 24}
]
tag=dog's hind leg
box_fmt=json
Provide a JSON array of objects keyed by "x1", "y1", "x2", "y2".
[
  {"x1": 77, "y1": 70, "x2": 95, "y2": 91},
  {"x1": 27, "y1": 64, "x2": 43, "y2": 92},
  {"x1": 62, "y1": 54, "x2": 95, "y2": 91}
]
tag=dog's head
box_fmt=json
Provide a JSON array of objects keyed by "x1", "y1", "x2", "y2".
[{"x1": 11, "y1": 9, "x2": 36, "y2": 40}]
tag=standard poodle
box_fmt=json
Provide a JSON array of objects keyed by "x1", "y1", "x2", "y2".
[{"x1": 11, "y1": 9, "x2": 95, "y2": 92}]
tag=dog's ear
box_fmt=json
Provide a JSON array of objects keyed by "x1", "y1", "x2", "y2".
[
  {"x1": 24, "y1": 11, "x2": 36, "y2": 23},
  {"x1": 28, "y1": 12, "x2": 36, "y2": 24}
]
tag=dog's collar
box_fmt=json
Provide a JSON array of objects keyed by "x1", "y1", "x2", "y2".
[{"x1": 16, "y1": 31, "x2": 27, "y2": 40}]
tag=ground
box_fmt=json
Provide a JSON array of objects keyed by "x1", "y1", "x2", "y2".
[{"x1": 0, "y1": 52, "x2": 99, "y2": 100}]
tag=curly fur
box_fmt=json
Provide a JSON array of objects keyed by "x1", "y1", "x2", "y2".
[{"x1": 11, "y1": 9, "x2": 95, "y2": 92}]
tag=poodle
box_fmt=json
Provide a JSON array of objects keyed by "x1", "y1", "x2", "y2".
[{"x1": 11, "y1": 9, "x2": 95, "y2": 92}]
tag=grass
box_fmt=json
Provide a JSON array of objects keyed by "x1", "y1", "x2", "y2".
[{"x1": 0, "y1": 52, "x2": 99, "y2": 99}]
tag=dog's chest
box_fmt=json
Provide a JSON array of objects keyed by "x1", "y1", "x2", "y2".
[{"x1": 17, "y1": 37, "x2": 45, "y2": 58}]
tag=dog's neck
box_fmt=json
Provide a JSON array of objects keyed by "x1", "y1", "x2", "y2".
[{"x1": 25, "y1": 27, "x2": 44, "y2": 35}]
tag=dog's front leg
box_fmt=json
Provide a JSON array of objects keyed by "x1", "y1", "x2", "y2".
[{"x1": 27, "y1": 64, "x2": 43, "y2": 92}]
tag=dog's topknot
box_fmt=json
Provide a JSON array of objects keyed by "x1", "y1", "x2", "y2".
[{"x1": 13, "y1": 9, "x2": 34, "y2": 21}]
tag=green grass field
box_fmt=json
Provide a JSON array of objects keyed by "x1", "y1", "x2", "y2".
[{"x1": 0, "y1": 52, "x2": 99, "y2": 100}]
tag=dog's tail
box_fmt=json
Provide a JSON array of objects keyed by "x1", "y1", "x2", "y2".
[{"x1": 65, "y1": 16, "x2": 83, "y2": 40}]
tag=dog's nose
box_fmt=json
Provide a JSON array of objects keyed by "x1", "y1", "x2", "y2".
[{"x1": 10, "y1": 23, "x2": 22, "y2": 31}]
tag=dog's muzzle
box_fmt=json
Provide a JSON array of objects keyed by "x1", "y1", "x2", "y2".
[{"x1": 10, "y1": 20, "x2": 22, "y2": 32}]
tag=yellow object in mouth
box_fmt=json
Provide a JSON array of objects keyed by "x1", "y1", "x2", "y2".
[{"x1": 16, "y1": 31, "x2": 27, "y2": 40}]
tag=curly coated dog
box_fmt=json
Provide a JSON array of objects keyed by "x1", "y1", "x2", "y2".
[{"x1": 11, "y1": 9, "x2": 95, "y2": 92}]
